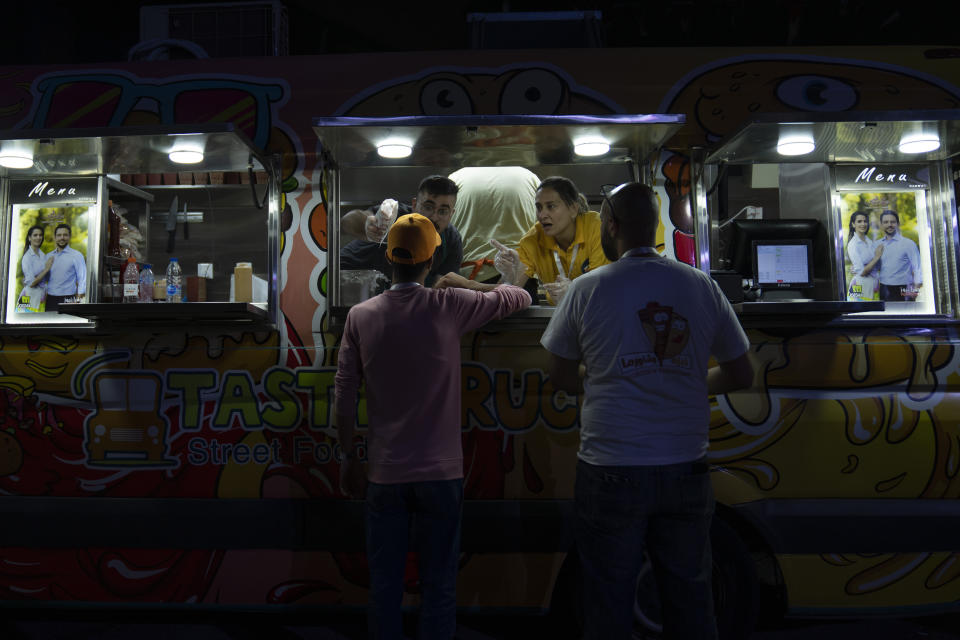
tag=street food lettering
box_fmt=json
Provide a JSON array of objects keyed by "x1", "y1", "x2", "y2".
[{"x1": 187, "y1": 437, "x2": 281, "y2": 465}]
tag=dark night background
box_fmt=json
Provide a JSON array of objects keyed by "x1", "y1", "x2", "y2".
[{"x1": 3, "y1": 0, "x2": 958, "y2": 66}]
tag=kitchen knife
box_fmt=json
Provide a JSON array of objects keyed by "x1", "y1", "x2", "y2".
[{"x1": 166, "y1": 195, "x2": 178, "y2": 253}]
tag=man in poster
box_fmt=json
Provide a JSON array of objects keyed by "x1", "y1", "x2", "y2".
[
  {"x1": 877, "y1": 210, "x2": 922, "y2": 301},
  {"x1": 45, "y1": 223, "x2": 86, "y2": 312}
]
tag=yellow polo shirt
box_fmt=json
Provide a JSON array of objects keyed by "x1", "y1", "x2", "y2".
[{"x1": 517, "y1": 211, "x2": 610, "y2": 303}]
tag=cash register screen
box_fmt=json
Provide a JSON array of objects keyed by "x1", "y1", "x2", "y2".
[{"x1": 752, "y1": 239, "x2": 813, "y2": 289}]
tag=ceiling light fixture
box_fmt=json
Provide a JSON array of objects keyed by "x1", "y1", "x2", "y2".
[
  {"x1": 574, "y1": 138, "x2": 610, "y2": 157},
  {"x1": 168, "y1": 149, "x2": 204, "y2": 164},
  {"x1": 377, "y1": 142, "x2": 413, "y2": 159},
  {"x1": 898, "y1": 134, "x2": 940, "y2": 154},
  {"x1": 776, "y1": 134, "x2": 815, "y2": 156},
  {"x1": 0, "y1": 151, "x2": 34, "y2": 169}
]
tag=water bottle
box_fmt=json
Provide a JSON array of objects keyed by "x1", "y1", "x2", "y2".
[
  {"x1": 139, "y1": 263, "x2": 154, "y2": 302},
  {"x1": 122, "y1": 256, "x2": 139, "y2": 303},
  {"x1": 165, "y1": 258, "x2": 182, "y2": 303}
]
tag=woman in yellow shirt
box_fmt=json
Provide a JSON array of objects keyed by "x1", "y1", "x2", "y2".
[{"x1": 493, "y1": 176, "x2": 609, "y2": 304}]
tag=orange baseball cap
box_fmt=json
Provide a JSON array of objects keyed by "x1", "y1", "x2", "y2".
[{"x1": 386, "y1": 213, "x2": 441, "y2": 264}]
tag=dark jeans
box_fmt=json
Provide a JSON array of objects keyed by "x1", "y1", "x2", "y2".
[
  {"x1": 574, "y1": 458, "x2": 717, "y2": 640},
  {"x1": 45, "y1": 294, "x2": 71, "y2": 312},
  {"x1": 366, "y1": 478, "x2": 463, "y2": 640}
]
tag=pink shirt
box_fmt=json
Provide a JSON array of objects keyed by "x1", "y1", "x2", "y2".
[{"x1": 334, "y1": 284, "x2": 531, "y2": 483}]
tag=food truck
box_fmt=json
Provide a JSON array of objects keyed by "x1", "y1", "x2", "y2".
[{"x1": 0, "y1": 46, "x2": 959, "y2": 640}]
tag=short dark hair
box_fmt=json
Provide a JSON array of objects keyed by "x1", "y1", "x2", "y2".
[
  {"x1": 418, "y1": 175, "x2": 458, "y2": 198},
  {"x1": 538, "y1": 176, "x2": 588, "y2": 214},
  {"x1": 880, "y1": 210, "x2": 899, "y2": 224},
  {"x1": 608, "y1": 182, "x2": 659, "y2": 242},
  {"x1": 389, "y1": 247, "x2": 432, "y2": 281},
  {"x1": 55, "y1": 223, "x2": 71, "y2": 235}
]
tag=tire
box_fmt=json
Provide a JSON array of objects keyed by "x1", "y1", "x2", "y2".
[
  {"x1": 633, "y1": 517, "x2": 760, "y2": 640},
  {"x1": 550, "y1": 518, "x2": 760, "y2": 640},
  {"x1": 631, "y1": 557, "x2": 663, "y2": 638},
  {"x1": 709, "y1": 517, "x2": 761, "y2": 640}
]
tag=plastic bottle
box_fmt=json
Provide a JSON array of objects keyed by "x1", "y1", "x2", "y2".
[
  {"x1": 122, "y1": 256, "x2": 139, "y2": 303},
  {"x1": 165, "y1": 258, "x2": 182, "y2": 303},
  {"x1": 139, "y1": 263, "x2": 154, "y2": 303}
]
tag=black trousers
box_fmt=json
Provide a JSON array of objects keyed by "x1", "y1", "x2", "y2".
[
  {"x1": 879, "y1": 283, "x2": 906, "y2": 301},
  {"x1": 45, "y1": 294, "x2": 72, "y2": 312}
]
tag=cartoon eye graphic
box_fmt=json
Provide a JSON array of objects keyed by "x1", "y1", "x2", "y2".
[
  {"x1": 499, "y1": 69, "x2": 565, "y2": 114},
  {"x1": 420, "y1": 79, "x2": 474, "y2": 115},
  {"x1": 776, "y1": 75, "x2": 858, "y2": 112}
]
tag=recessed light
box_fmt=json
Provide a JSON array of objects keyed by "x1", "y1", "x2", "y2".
[
  {"x1": 574, "y1": 139, "x2": 610, "y2": 157},
  {"x1": 169, "y1": 149, "x2": 204, "y2": 164},
  {"x1": 377, "y1": 143, "x2": 412, "y2": 159},
  {"x1": 0, "y1": 153, "x2": 34, "y2": 169},
  {"x1": 898, "y1": 134, "x2": 940, "y2": 154},
  {"x1": 777, "y1": 135, "x2": 815, "y2": 156}
]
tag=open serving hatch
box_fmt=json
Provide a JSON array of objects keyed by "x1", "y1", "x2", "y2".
[
  {"x1": 695, "y1": 110, "x2": 960, "y2": 319},
  {"x1": 313, "y1": 114, "x2": 685, "y2": 325},
  {"x1": 0, "y1": 124, "x2": 279, "y2": 330}
]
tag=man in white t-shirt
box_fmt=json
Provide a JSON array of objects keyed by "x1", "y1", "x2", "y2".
[{"x1": 541, "y1": 183, "x2": 753, "y2": 640}]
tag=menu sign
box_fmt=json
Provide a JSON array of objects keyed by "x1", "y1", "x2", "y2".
[
  {"x1": 9, "y1": 178, "x2": 98, "y2": 204},
  {"x1": 836, "y1": 165, "x2": 929, "y2": 191}
]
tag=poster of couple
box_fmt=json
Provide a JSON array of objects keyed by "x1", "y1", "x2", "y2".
[
  {"x1": 840, "y1": 191, "x2": 930, "y2": 308},
  {"x1": 6, "y1": 205, "x2": 89, "y2": 319}
]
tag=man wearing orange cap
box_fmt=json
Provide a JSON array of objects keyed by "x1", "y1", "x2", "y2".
[{"x1": 334, "y1": 213, "x2": 531, "y2": 639}]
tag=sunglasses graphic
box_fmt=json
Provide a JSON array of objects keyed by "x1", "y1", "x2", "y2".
[{"x1": 30, "y1": 73, "x2": 285, "y2": 150}]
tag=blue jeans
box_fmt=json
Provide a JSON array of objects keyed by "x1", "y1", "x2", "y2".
[
  {"x1": 366, "y1": 478, "x2": 463, "y2": 640},
  {"x1": 574, "y1": 458, "x2": 717, "y2": 640}
]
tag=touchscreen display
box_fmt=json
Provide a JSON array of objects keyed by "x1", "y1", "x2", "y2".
[{"x1": 754, "y1": 242, "x2": 812, "y2": 287}]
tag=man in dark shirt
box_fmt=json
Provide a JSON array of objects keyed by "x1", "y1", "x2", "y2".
[{"x1": 340, "y1": 175, "x2": 463, "y2": 287}]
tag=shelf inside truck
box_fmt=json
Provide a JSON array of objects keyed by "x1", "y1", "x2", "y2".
[
  {"x1": 734, "y1": 300, "x2": 884, "y2": 314},
  {"x1": 57, "y1": 302, "x2": 270, "y2": 326}
]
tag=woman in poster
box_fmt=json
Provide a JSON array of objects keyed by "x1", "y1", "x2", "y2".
[
  {"x1": 19, "y1": 225, "x2": 53, "y2": 311},
  {"x1": 846, "y1": 211, "x2": 882, "y2": 301}
]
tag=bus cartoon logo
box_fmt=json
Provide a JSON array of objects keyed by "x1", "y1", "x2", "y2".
[{"x1": 83, "y1": 372, "x2": 176, "y2": 467}]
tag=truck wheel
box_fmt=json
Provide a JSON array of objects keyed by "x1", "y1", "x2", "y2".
[
  {"x1": 709, "y1": 517, "x2": 761, "y2": 640},
  {"x1": 633, "y1": 518, "x2": 760, "y2": 640},
  {"x1": 550, "y1": 518, "x2": 760, "y2": 640}
]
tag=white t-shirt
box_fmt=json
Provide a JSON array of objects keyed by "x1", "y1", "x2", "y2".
[{"x1": 541, "y1": 251, "x2": 749, "y2": 466}]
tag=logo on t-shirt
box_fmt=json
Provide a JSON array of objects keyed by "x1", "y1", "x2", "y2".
[{"x1": 637, "y1": 301, "x2": 690, "y2": 365}]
